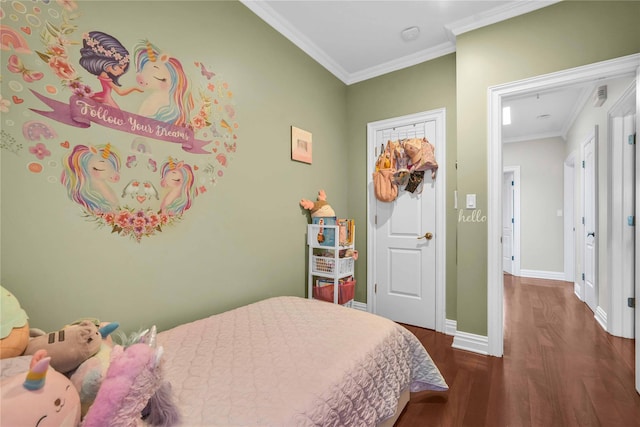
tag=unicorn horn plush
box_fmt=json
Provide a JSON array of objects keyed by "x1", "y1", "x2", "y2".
[{"x1": 0, "y1": 349, "x2": 82, "y2": 427}]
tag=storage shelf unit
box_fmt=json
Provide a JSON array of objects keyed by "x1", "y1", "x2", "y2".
[{"x1": 307, "y1": 222, "x2": 355, "y2": 305}]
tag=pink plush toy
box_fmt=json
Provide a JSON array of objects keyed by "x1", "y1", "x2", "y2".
[
  {"x1": 0, "y1": 350, "x2": 82, "y2": 427},
  {"x1": 82, "y1": 328, "x2": 180, "y2": 427},
  {"x1": 300, "y1": 189, "x2": 336, "y2": 218}
]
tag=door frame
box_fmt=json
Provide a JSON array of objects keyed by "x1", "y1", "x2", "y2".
[
  {"x1": 608, "y1": 81, "x2": 636, "y2": 339},
  {"x1": 581, "y1": 127, "x2": 598, "y2": 313},
  {"x1": 487, "y1": 53, "x2": 640, "y2": 357},
  {"x1": 564, "y1": 151, "x2": 576, "y2": 284},
  {"x1": 366, "y1": 108, "x2": 447, "y2": 333},
  {"x1": 502, "y1": 166, "x2": 521, "y2": 276}
]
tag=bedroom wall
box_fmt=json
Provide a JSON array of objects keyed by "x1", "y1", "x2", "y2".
[
  {"x1": 0, "y1": 1, "x2": 349, "y2": 333},
  {"x1": 503, "y1": 137, "x2": 565, "y2": 274},
  {"x1": 345, "y1": 54, "x2": 458, "y2": 318},
  {"x1": 455, "y1": 0, "x2": 640, "y2": 336}
]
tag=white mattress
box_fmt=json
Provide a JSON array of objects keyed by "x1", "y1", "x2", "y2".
[{"x1": 156, "y1": 296, "x2": 447, "y2": 426}]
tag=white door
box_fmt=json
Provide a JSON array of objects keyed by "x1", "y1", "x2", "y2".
[
  {"x1": 502, "y1": 171, "x2": 514, "y2": 274},
  {"x1": 583, "y1": 129, "x2": 598, "y2": 313},
  {"x1": 368, "y1": 110, "x2": 445, "y2": 331},
  {"x1": 634, "y1": 66, "x2": 639, "y2": 395}
]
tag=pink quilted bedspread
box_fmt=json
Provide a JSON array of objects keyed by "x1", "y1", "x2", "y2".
[{"x1": 156, "y1": 296, "x2": 448, "y2": 426}]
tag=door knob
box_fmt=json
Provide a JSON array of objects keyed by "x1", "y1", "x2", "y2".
[
  {"x1": 587, "y1": 232, "x2": 596, "y2": 238},
  {"x1": 418, "y1": 232, "x2": 433, "y2": 240}
]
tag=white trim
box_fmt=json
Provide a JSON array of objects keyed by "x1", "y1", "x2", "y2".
[
  {"x1": 452, "y1": 331, "x2": 489, "y2": 355},
  {"x1": 519, "y1": 269, "x2": 566, "y2": 281},
  {"x1": 445, "y1": 319, "x2": 457, "y2": 337},
  {"x1": 446, "y1": 1, "x2": 560, "y2": 37},
  {"x1": 503, "y1": 166, "x2": 521, "y2": 276},
  {"x1": 351, "y1": 301, "x2": 368, "y2": 312},
  {"x1": 366, "y1": 109, "x2": 447, "y2": 334},
  {"x1": 574, "y1": 281, "x2": 584, "y2": 301},
  {"x1": 564, "y1": 151, "x2": 577, "y2": 283},
  {"x1": 635, "y1": 64, "x2": 640, "y2": 394},
  {"x1": 241, "y1": 0, "x2": 560, "y2": 85},
  {"x1": 595, "y1": 306, "x2": 608, "y2": 332},
  {"x1": 607, "y1": 81, "x2": 636, "y2": 338},
  {"x1": 488, "y1": 53, "x2": 640, "y2": 358}
]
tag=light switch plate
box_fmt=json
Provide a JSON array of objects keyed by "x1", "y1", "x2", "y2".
[{"x1": 466, "y1": 194, "x2": 476, "y2": 209}]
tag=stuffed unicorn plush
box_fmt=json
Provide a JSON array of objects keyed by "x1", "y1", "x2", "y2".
[{"x1": 0, "y1": 350, "x2": 82, "y2": 427}]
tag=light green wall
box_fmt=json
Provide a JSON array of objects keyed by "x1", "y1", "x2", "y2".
[
  {"x1": 3, "y1": 0, "x2": 639, "y2": 340},
  {"x1": 455, "y1": 0, "x2": 640, "y2": 335},
  {"x1": 1, "y1": 0, "x2": 348, "y2": 333},
  {"x1": 345, "y1": 54, "x2": 458, "y2": 318},
  {"x1": 504, "y1": 137, "x2": 565, "y2": 273}
]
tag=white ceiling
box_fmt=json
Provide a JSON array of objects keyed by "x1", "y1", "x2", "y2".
[{"x1": 240, "y1": 0, "x2": 615, "y2": 143}]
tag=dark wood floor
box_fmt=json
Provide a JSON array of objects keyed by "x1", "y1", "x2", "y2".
[{"x1": 395, "y1": 274, "x2": 640, "y2": 427}]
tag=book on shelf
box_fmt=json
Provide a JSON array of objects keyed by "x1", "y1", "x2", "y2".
[
  {"x1": 337, "y1": 218, "x2": 354, "y2": 246},
  {"x1": 312, "y1": 216, "x2": 336, "y2": 246}
]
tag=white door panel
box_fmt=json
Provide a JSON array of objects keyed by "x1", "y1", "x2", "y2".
[
  {"x1": 583, "y1": 129, "x2": 597, "y2": 313},
  {"x1": 369, "y1": 111, "x2": 443, "y2": 330},
  {"x1": 502, "y1": 171, "x2": 514, "y2": 274}
]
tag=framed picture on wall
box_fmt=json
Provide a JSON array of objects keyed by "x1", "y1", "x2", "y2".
[{"x1": 291, "y1": 126, "x2": 312, "y2": 164}]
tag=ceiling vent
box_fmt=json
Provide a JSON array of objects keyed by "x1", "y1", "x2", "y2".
[{"x1": 593, "y1": 85, "x2": 607, "y2": 107}]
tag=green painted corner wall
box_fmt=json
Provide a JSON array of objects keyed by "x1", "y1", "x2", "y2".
[
  {"x1": 345, "y1": 54, "x2": 458, "y2": 319},
  {"x1": 455, "y1": 0, "x2": 640, "y2": 335},
  {"x1": 2, "y1": 0, "x2": 639, "y2": 341},
  {"x1": 0, "y1": 0, "x2": 348, "y2": 333}
]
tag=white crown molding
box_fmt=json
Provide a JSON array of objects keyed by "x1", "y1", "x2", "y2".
[
  {"x1": 347, "y1": 42, "x2": 456, "y2": 85},
  {"x1": 239, "y1": 0, "x2": 351, "y2": 83},
  {"x1": 445, "y1": 1, "x2": 561, "y2": 37},
  {"x1": 503, "y1": 130, "x2": 565, "y2": 144},
  {"x1": 242, "y1": 0, "x2": 561, "y2": 85}
]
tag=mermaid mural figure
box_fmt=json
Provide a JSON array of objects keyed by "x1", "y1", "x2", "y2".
[
  {"x1": 61, "y1": 143, "x2": 121, "y2": 213},
  {"x1": 159, "y1": 158, "x2": 195, "y2": 216},
  {"x1": 133, "y1": 40, "x2": 194, "y2": 127},
  {"x1": 78, "y1": 31, "x2": 143, "y2": 109}
]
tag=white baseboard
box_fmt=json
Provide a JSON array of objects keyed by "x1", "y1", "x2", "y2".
[
  {"x1": 520, "y1": 269, "x2": 566, "y2": 281},
  {"x1": 574, "y1": 282, "x2": 584, "y2": 301},
  {"x1": 595, "y1": 306, "x2": 607, "y2": 332},
  {"x1": 351, "y1": 301, "x2": 367, "y2": 311},
  {"x1": 452, "y1": 330, "x2": 489, "y2": 355},
  {"x1": 445, "y1": 319, "x2": 457, "y2": 336}
]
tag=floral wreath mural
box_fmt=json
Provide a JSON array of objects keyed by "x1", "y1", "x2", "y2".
[{"x1": 0, "y1": 0, "x2": 239, "y2": 242}]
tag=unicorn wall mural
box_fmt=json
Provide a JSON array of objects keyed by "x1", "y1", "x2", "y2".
[
  {"x1": 1, "y1": 0, "x2": 239, "y2": 242},
  {"x1": 133, "y1": 40, "x2": 194, "y2": 127}
]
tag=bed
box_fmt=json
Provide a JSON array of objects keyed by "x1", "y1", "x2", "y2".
[
  {"x1": 0, "y1": 296, "x2": 447, "y2": 426},
  {"x1": 155, "y1": 296, "x2": 448, "y2": 426}
]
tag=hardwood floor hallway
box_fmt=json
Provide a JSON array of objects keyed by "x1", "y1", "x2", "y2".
[{"x1": 395, "y1": 274, "x2": 640, "y2": 427}]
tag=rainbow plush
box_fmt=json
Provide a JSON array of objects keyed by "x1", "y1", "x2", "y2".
[{"x1": 0, "y1": 350, "x2": 82, "y2": 427}]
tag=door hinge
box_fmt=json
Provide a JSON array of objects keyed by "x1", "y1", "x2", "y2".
[
  {"x1": 511, "y1": 180, "x2": 514, "y2": 186},
  {"x1": 511, "y1": 218, "x2": 514, "y2": 224},
  {"x1": 629, "y1": 133, "x2": 636, "y2": 145},
  {"x1": 628, "y1": 216, "x2": 635, "y2": 226},
  {"x1": 582, "y1": 273, "x2": 585, "y2": 281},
  {"x1": 628, "y1": 297, "x2": 635, "y2": 308},
  {"x1": 582, "y1": 160, "x2": 585, "y2": 168},
  {"x1": 375, "y1": 215, "x2": 377, "y2": 225},
  {"x1": 582, "y1": 217, "x2": 585, "y2": 225},
  {"x1": 375, "y1": 283, "x2": 377, "y2": 294},
  {"x1": 511, "y1": 256, "x2": 514, "y2": 261}
]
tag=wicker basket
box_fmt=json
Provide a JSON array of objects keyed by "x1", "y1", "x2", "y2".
[
  {"x1": 312, "y1": 256, "x2": 354, "y2": 275},
  {"x1": 313, "y1": 280, "x2": 355, "y2": 304}
]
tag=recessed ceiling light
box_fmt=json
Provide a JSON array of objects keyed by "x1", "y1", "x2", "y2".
[{"x1": 400, "y1": 26, "x2": 420, "y2": 42}]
